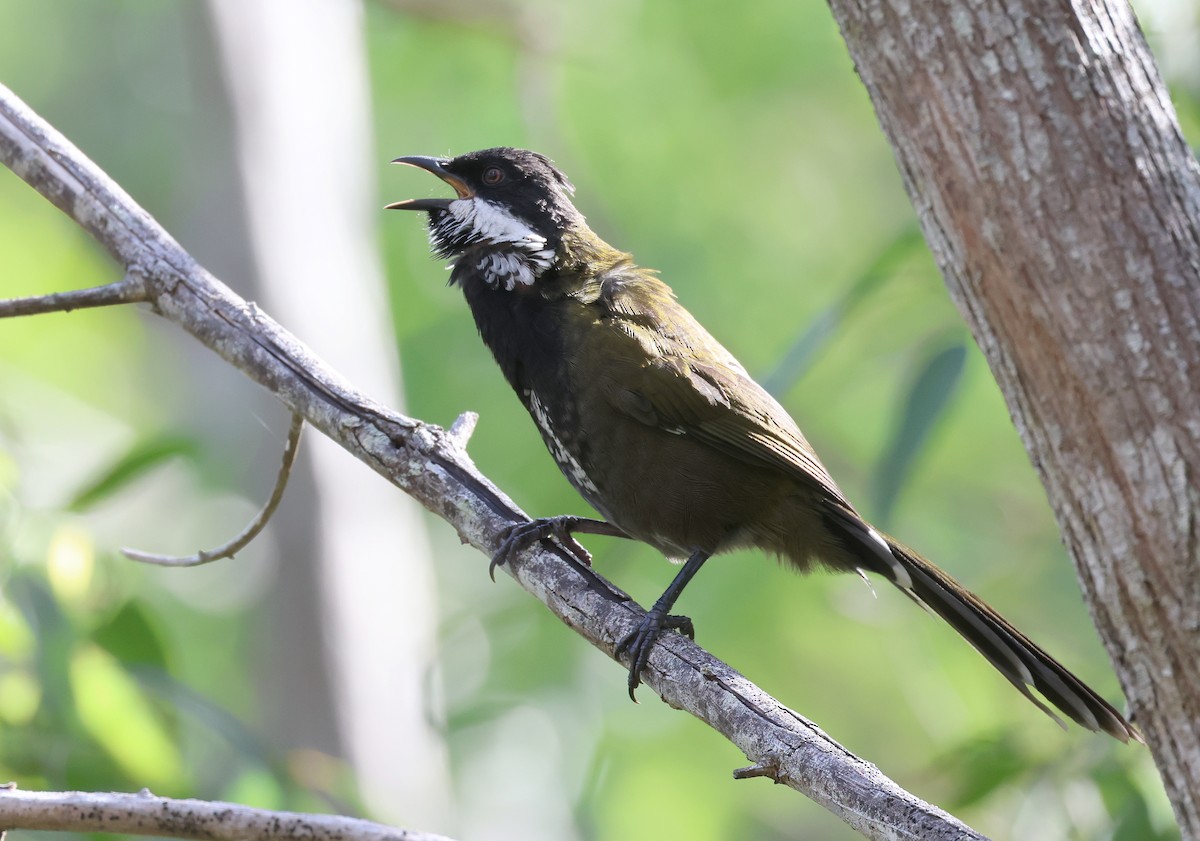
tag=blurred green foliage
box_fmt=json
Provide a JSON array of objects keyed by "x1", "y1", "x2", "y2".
[{"x1": 2, "y1": 1, "x2": 1193, "y2": 840}]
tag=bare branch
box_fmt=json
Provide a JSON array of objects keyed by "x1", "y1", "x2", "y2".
[
  {"x1": 122, "y1": 413, "x2": 304, "y2": 567},
  {"x1": 0, "y1": 274, "x2": 148, "y2": 318},
  {"x1": 0, "y1": 83, "x2": 985, "y2": 840},
  {"x1": 0, "y1": 787, "x2": 455, "y2": 841}
]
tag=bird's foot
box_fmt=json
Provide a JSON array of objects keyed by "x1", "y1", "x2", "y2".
[
  {"x1": 615, "y1": 609, "x2": 695, "y2": 700},
  {"x1": 491, "y1": 515, "x2": 594, "y2": 580}
]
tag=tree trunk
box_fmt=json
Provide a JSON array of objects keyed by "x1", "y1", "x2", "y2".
[
  {"x1": 826, "y1": 0, "x2": 1200, "y2": 835},
  {"x1": 205, "y1": 0, "x2": 453, "y2": 828}
]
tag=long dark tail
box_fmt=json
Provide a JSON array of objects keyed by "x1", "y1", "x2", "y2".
[{"x1": 824, "y1": 505, "x2": 1140, "y2": 742}]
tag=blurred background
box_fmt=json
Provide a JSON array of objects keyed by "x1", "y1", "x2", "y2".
[{"x1": 1, "y1": 1, "x2": 1196, "y2": 839}]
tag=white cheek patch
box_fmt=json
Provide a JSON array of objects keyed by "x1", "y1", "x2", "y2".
[
  {"x1": 448, "y1": 198, "x2": 545, "y2": 249},
  {"x1": 438, "y1": 198, "x2": 556, "y2": 289}
]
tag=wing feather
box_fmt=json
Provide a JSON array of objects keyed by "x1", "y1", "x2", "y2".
[{"x1": 592, "y1": 273, "x2": 849, "y2": 508}]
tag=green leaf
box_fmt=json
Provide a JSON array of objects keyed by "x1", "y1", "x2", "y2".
[
  {"x1": 69, "y1": 643, "x2": 185, "y2": 789},
  {"x1": 7, "y1": 572, "x2": 77, "y2": 720},
  {"x1": 1096, "y1": 756, "x2": 1180, "y2": 841},
  {"x1": 761, "y1": 225, "x2": 925, "y2": 396},
  {"x1": 935, "y1": 733, "x2": 1031, "y2": 809},
  {"x1": 131, "y1": 667, "x2": 275, "y2": 765},
  {"x1": 91, "y1": 602, "x2": 169, "y2": 671},
  {"x1": 871, "y1": 340, "x2": 967, "y2": 526},
  {"x1": 67, "y1": 435, "x2": 198, "y2": 512}
]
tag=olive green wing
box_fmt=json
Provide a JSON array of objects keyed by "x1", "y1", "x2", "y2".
[{"x1": 594, "y1": 273, "x2": 851, "y2": 508}]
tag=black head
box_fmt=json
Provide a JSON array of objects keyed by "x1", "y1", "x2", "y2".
[{"x1": 388, "y1": 148, "x2": 584, "y2": 289}]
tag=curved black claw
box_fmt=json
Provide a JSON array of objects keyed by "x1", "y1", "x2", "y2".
[
  {"x1": 615, "y1": 610, "x2": 695, "y2": 700},
  {"x1": 490, "y1": 516, "x2": 594, "y2": 580}
]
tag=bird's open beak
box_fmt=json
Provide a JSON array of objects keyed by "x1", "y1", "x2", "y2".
[{"x1": 385, "y1": 155, "x2": 473, "y2": 210}]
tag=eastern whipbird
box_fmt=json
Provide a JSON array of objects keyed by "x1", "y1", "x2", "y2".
[{"x1": 388, "y1": 147, "x2": 1138, "y2": 741}]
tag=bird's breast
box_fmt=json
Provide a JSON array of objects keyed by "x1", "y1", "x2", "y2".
[
  {"x1": 462, "y1": 272, "x2": 781, "y2": 557},
  {"x1": 460, "y1": 276, "x2": 610, "y2": 503},
  {"x1": 523, "y1": 388, "x2": 602, "y2": 501}
]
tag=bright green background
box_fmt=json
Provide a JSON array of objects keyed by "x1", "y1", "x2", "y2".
[{"x1": 2, "y1": 1, "x2": 1195, "y2": 839}]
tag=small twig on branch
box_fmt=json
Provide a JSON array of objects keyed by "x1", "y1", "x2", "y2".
[
  {"x1": 0, "y1": 82, "x2": 986, "y2": 840},
  {"x1": 446, "y1": 410, "x2": 478, "y2": 449},
  {"x1": 122, "y1": 413, "x2": 304, "y2": 567},
  {"x1": 0, "y1": 787, "x2": 456, "y2": 841},
  {"x1": 0, "y1": 274, "x2": 149, "y2": 318},
  {"x1": 733, "y1": 760, "x2": 780, "y2": 781}
]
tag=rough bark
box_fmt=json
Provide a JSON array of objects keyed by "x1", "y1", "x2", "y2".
[{"x1": 827, "y1": 0, "x2": 1200, "y2": 835}]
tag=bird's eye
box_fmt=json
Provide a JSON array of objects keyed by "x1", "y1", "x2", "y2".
[{"x1": 482, "y1": 166, "x2": 506, "y2": 186}]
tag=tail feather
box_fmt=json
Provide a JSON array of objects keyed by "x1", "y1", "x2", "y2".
[{"x1": 825, "y1": 506, "x2": 1140, "y2": 743}]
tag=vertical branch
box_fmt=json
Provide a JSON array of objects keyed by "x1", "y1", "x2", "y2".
[
  {"x1": 827, "y1": 0, "x2": 1200, "y2": 832},
  {"x1": 205, "y1": 0, "x2": 452, "y2": 824}
]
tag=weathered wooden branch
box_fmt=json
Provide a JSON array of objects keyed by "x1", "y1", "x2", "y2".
[
  {"x1": 827, "y1": 0, "x2": 1200, "y2": 835},
  {"x1": 0, "y1": 83, "x2": 985, "y2": 840},
  {"x1": 0, "y1": 787, "x2": 455, "y2": 841}
]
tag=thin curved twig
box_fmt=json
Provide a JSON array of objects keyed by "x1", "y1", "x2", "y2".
[{"x1": 122, "y1": 413, "x2": 304, "y2": 567}]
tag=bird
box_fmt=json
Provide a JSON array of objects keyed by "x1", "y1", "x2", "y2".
[{"x1": 387, "y1": 146, "x2": 1139, "y2": 742}]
